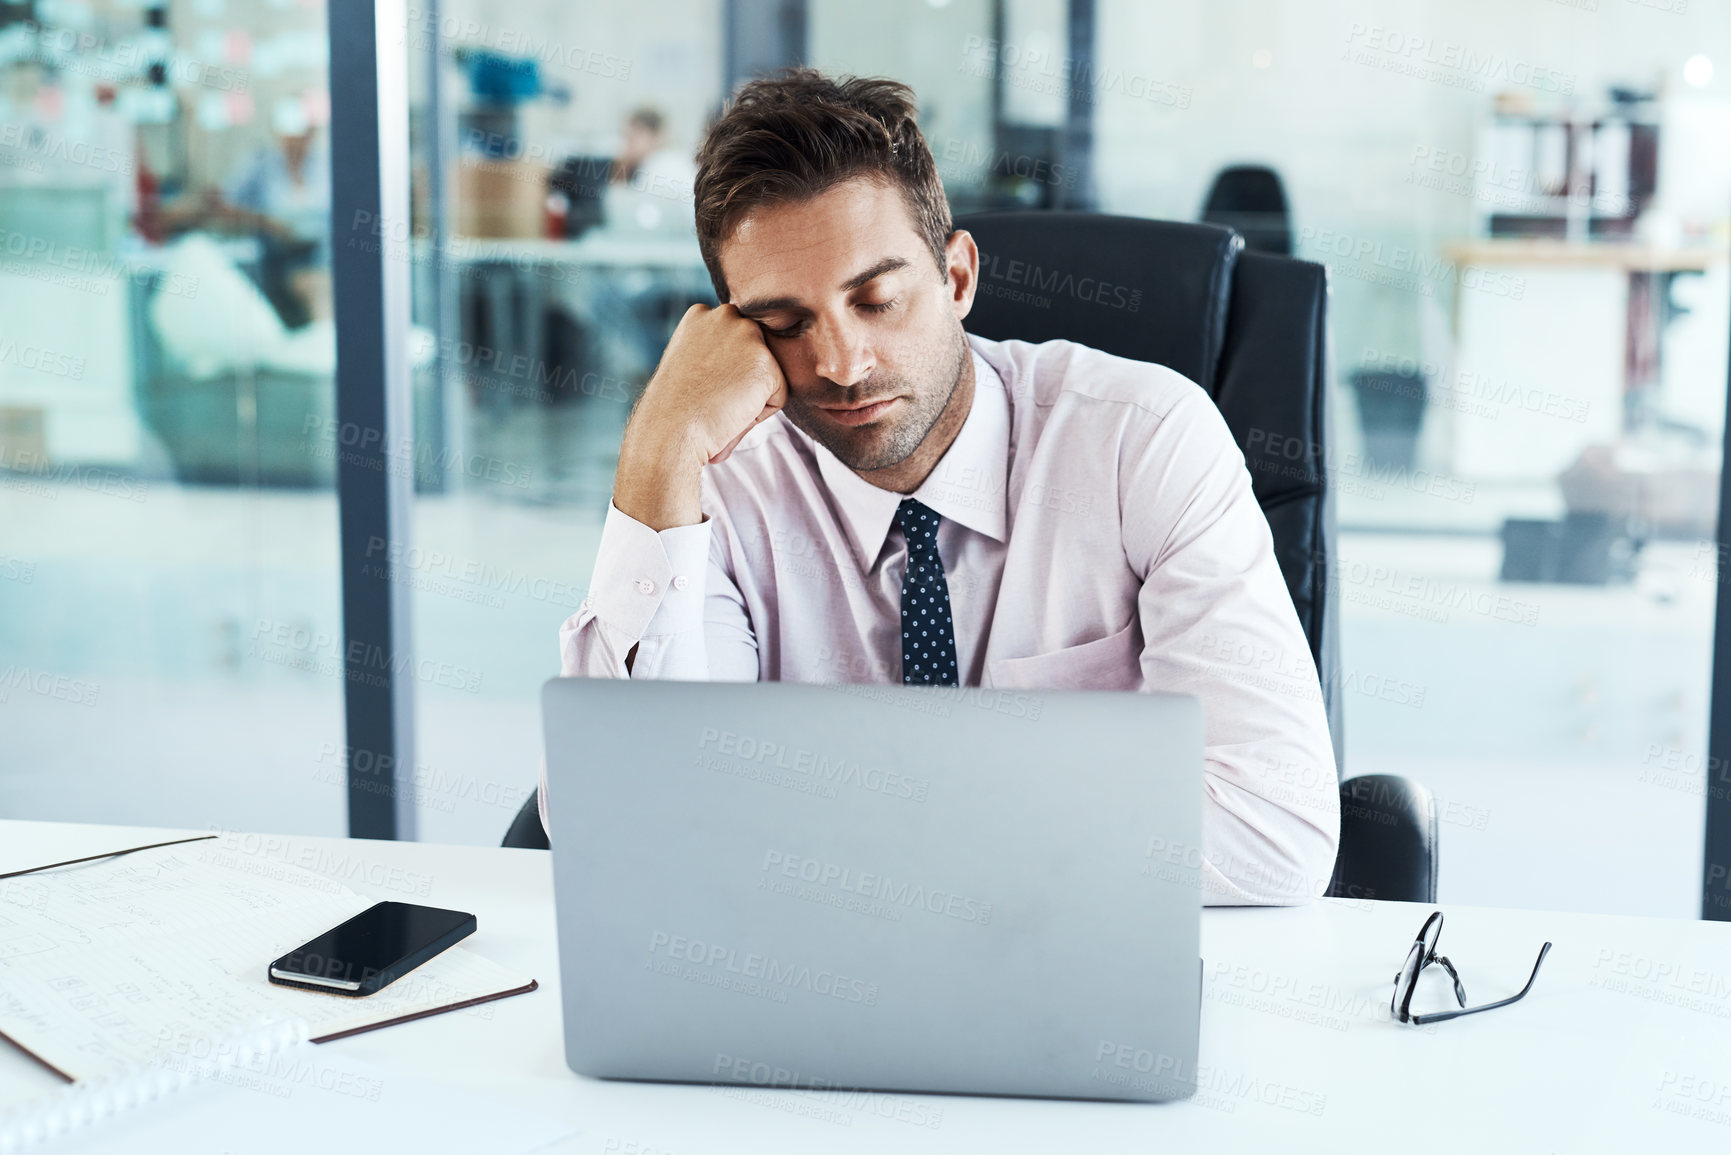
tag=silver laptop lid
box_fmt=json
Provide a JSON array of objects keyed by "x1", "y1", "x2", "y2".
[{"x1": 543, "y1": 678, "x2": 1203, "y2": 1102}]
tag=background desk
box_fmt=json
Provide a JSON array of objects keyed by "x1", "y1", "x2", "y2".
[{"x1": 4, "y1": 820, "x2": 1730, "y2": 1151}]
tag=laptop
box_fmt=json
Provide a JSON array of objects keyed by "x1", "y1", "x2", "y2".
[{"x1": 541, "y1": 677, "x2": 1204, "y2": 1102}]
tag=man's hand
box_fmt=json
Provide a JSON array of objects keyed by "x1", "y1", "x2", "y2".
[{"x1": 614, "y1": 304, "x2": 788, "y2": 530}]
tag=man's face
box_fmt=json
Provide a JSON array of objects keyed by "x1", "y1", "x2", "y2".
[{"x1": 718, "y1": 178, "x2": 976, "y2": 472}]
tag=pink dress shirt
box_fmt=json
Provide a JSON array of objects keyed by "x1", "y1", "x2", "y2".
[{"x1": 552, "y1": 335, "x2": 1340, "y2": 904}]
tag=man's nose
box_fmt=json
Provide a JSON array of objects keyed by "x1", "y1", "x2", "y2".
[{"x1": 811, "y1": 319, "x2": 874, "y2": 388}]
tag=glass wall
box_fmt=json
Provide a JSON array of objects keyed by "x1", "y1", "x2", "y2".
[
  {"x1": 0, "y1": 0, "x2": 345, "y2": 833},
  {"x1": 402, "y1": 0, "x2": 1731, "y2": 924},
  {"x1": 1090, "y1": 0, "x2": 1728, "y2": 917},
  {"x1": 400, "y1": 0, "x2": 1047, "y2": 845},
  {"x1": 10, "y1": 0, "x2": 1723, "y2": 920},
  {"x1": 394, "y1": 0, "x2": 723, "y2": 842}
]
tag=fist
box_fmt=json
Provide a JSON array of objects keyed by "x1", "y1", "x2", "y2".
[{"x1": 633, "y1": 303, "x2": 789, "y2": 466}]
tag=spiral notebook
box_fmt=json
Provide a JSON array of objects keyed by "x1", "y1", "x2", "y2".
[
  {"x1": 0, "y1": 1019, "x2": 575, "y2": 1153},
  {"x1": 0, "y1": 836, "x2": 539, "y2": 1084}
]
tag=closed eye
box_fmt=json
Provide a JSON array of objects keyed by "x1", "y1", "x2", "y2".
[{"x1": 762, "y1": 298, "x2": 897, "y2": 339}]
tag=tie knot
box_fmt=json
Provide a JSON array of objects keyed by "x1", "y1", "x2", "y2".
[{"x1": 896, "y1": 498, "x2": 941, "y2": 551}]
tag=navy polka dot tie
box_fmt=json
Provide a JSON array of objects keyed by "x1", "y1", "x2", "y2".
[{"x1": 896, "y1": 498, "x2": 959, "y2": 686}]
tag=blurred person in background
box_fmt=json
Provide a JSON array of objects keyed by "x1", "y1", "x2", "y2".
[
  {"x1": 219, "y1": 97, "x2": 331, "y2": 328},
  {"x1": 605, "y1": 106, "x2": 696, "y2": 235},
  {"x1": 151, "y1": 96, "x2": 331, "y2": 329}
]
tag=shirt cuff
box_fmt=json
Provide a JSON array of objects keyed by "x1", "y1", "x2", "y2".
[{"x1": 583, "y1": 501, "x2": 712, "y2": 642}]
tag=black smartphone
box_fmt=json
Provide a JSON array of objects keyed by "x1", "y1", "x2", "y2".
[{"x1": 267, "y1": 902, "x2": 476, "y2": 997}]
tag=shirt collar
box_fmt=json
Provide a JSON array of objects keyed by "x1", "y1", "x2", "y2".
[{"x1": 812, "y1": 348, "x2": 1009, "y2": 572}]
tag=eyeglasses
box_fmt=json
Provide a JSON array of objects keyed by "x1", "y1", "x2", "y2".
[{"x1": 1390, "y1": 911, "x2": 1552, "y2": 1025}]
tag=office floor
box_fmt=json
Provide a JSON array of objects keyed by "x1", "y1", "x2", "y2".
[{"x1": 0, "y1": 481, "x2": 1712, "y2": 920}]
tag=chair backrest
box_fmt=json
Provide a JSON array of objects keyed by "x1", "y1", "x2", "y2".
[
  {"x1": 1200, "y1": 165, "x2": 1294, "y2": 256},
  {"x1": 956, "y1": 211, "x2": 1342, "y2": 770}
]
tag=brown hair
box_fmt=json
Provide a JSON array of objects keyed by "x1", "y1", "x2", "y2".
[{"x1": 694, "y1": 69, "x2": 952, "y2": 302}]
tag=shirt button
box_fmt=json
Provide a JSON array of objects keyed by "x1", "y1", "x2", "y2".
[
  {"x1": 634, "y1": 578, "x2": 655, "y2": 595},
  {"x1": 672, "y1": 575, "x2": 689, "y2": 591}
]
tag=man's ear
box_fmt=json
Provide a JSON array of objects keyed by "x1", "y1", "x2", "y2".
[{"x1": 944, "y1": 229, "x2": 979, "y2": 321}]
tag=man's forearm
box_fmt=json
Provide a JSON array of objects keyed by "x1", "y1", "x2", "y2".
[{"x1": 613, "y1": 424, "x2": 706, "y2": 531}]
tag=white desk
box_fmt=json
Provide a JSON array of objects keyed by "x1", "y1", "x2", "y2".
[{"x1": 4, "y1": 820, "x2": 1731, "y2": 1151}]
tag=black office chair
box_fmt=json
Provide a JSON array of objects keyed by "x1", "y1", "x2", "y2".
[
  {"x1": 503, "y1": 792, "x2": 550, "y2": 850},
  {"x1": 959, "y1": 210, "x2": 1434, "y2": 903},
  {"x1": 1200, "y1": 165, "x2": 1294, "y2": 256},
  {"x1": 507, "y1": 210, "x2": 1440, "y2": 905}
]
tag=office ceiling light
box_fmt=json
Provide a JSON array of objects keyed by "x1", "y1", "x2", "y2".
[
  {"x1": 1252, "y1": 49, "x2": 1273, "y2": 69},
  {"x1": 1684, "y1": 54, "x2": 1713, "y2": 87}
]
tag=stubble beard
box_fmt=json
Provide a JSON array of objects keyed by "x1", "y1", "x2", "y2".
[{"x1": 783, "y1": 325, "x2": 970, "y2": 472}]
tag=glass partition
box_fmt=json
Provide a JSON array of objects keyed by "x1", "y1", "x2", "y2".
[
  {"x1": 1091, "y1": 0, "x2": 1728, "y2": 917},
  {"x1": 0, "y1": 0, "x2": 344, "y2": 833},
  {"x1": 396, "y1": 2, "x2": 1731, "y2": 921},
  {"x1": 401, "y1": 0, "x2": 1078, "y2": 845}
]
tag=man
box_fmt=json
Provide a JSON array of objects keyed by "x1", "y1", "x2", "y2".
[{"x1": 548, "y1": 71, "x2": 1339, "y2": 905}]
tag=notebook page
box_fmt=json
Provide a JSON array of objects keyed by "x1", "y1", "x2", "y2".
[{"x1": 0, "y1": 844, "x2": 534, "y2": 1081}]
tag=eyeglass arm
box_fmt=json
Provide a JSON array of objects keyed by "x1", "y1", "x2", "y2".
[{"x1": 1410, "y1": 942, "x2": 1552, "y2": 1026}]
